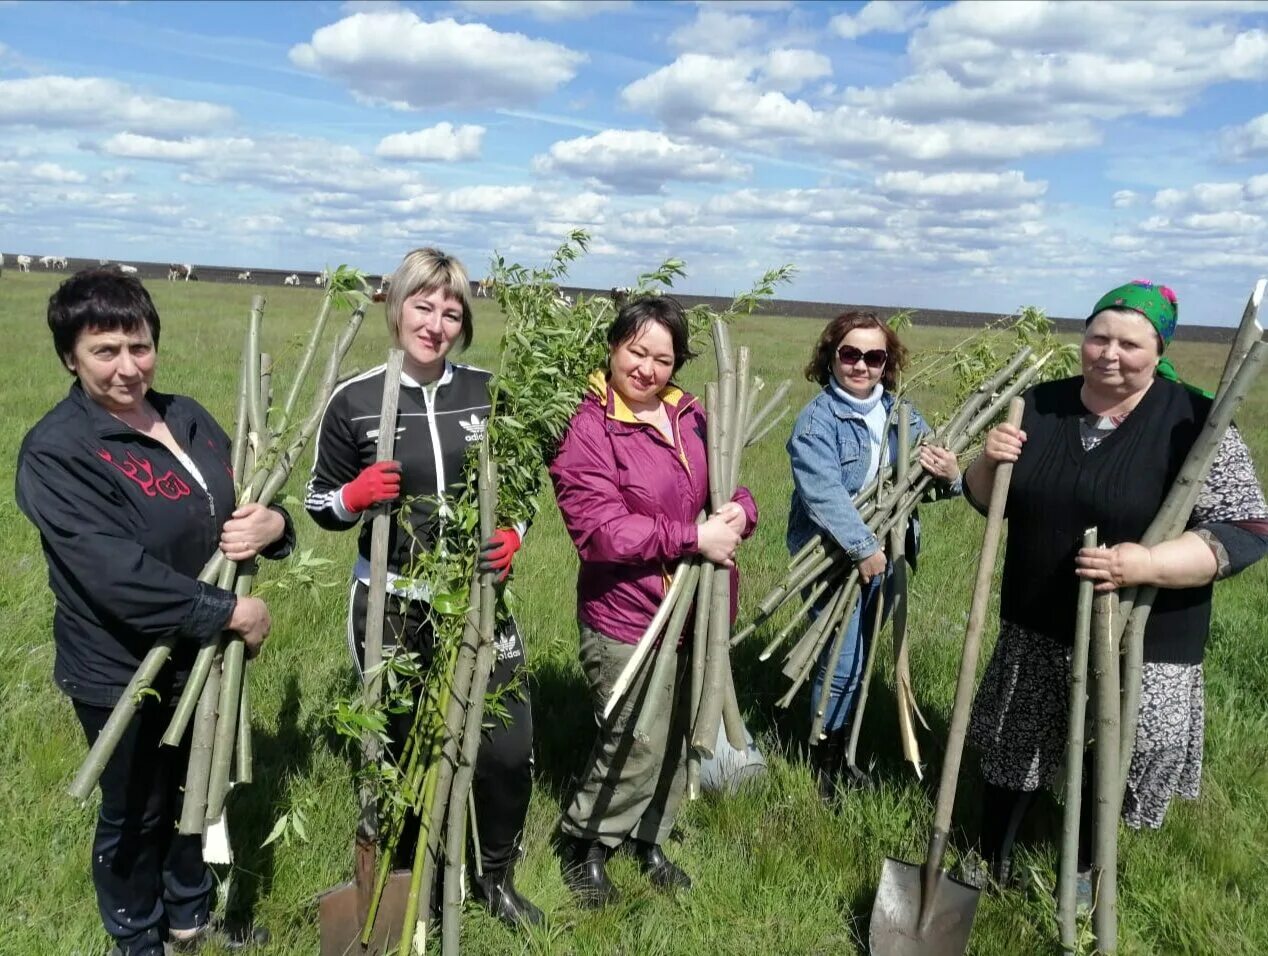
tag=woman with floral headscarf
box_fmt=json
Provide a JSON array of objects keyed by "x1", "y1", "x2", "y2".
[{"x1": 961, "y1": 280, "x2": 1268, "y2": 897}]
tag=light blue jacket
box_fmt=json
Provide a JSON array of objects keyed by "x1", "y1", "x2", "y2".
[{"x1": 785, "y1": 387, "x2": 961, "y2": 559}]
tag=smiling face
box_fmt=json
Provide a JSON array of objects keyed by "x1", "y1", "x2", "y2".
[
  {"x1": 609, "y1": 321, "x2": 676, "y2": 412},
  {"x1": 1082, "y1": 308, "x2": 1161, "y2": 400},
  {"x1": 397, "y1": 286, "x2": 466, "y2": 381},
  {"x1": 832, "y1": 326, "x2": 889, "y2": 399},
  {"x1": 65, "y1": 326, "x2": 157, "y2": 414}
]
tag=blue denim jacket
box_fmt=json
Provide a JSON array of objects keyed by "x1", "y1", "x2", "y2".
[{"x1": 786, "y1": 387, "x2": 961, "y2": 559}]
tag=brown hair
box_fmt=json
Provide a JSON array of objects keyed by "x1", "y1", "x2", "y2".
[{"x1": 803, "y1": 310, "x2": 907, "y2": 391}]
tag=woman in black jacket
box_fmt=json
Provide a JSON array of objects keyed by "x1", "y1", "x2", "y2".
[
  {"x1": 16, "y1": 268, "x2": 292, "y2": 956},
  {"x1": 305, "y1": 247, "x2": 540, "y2": 927}
]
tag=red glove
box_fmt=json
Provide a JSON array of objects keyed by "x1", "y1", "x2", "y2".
[
  {"x1": 341, "y1": 460, "x2": 402, "y2": 514},
  {"x1": 478, "y1": 528, "x2": 522, "y2": 582}
]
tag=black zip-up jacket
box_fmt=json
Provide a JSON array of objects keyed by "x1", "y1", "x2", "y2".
[
  {"x1": 305, "y1": 361, "x2": 497, "y2": 584},
  {"x1": 16, "y1": 382, "x2": 294, "y2": 706}
]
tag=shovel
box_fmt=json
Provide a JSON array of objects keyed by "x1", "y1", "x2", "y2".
[
  {"x1": 319, "y1": 350, "x2": 410, "y2": 956},
  {"x1": 870, "y1": 397, "x2": 1025, "y2": 956}
]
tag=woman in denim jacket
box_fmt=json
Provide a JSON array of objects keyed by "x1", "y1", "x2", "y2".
[{"x1": 786, "y1": 311, "x2": 961, "y2": 799}]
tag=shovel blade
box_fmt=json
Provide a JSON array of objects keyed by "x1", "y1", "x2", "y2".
[
  {"x1": 870, "y1": 857, "x2": 980, "y2": 956},
  {"x1": 318, "y1": 870, "x2": 414, "y2": 956}
]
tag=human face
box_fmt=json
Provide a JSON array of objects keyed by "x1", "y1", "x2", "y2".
[
  {"x1": 65, "y1": 326, "x2": 157, "y2": 414},
  {"x1": 398, "y1": 286, "x2": 465, "y2": 380},
  {"x1": 609, "y1": 322, "x2": 675, "y2": 412},
  {"x1": 832, "y1": 326, "x2": 888, "y2": 398},
  {"x1": 1082, "y1": 309, "x2": 1161, "y2": 400}
]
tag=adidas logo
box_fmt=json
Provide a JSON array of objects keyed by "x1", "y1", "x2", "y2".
[{"x1": 459, "y1": 415, "x2": 487, "y2": 443}]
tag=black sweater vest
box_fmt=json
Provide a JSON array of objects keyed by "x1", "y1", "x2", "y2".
[{"x1": 1000, "y1": 376, "x2": 1214, "y2": 665}]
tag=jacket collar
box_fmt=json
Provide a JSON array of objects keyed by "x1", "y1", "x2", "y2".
[
  {"x1": 587, "y1": 370, "x2": 688, "y2": 424},
  {"x1": 69, "y1": 379, "x2": 193, "y2": 440},
  {"x1": 402, "y1": 360, "x2": 454, "y2": 391}
]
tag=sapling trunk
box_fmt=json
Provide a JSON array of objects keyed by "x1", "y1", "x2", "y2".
[
  {"x1": 233, "y1": 673, "x2": 252, "y2": 785},
  {"x1": 276, "y1": 289, "x2": 336, "y2": 434},
  {"x1": 243, "y1": 296, "x2": 265, "y2": 447},
  {"x1": 891, "y1": 411, "x2": 921, "y2": 776},
  {"x1": 744, "y1": 380, "x2": 791, "y2": 446},
  {"x1": 231, "y1": 344, "x2": 250, "y2": 492},
  {"x1": 603, "y1": 562, "x2": 695, "y2": 720},
  {"x1": 720, "y1": 656, "x2": 747, "y2": 751},
  {"x1": 844, "y1": 576, "x2": 888, "y2": 772},
  {"x1": 778, "y1": 580, "x2": 859, "y2": 709},
  {"x1": 1059, "y1": 527, "x2": 1097, "y2": 951},
  {"x1": 728, "y1": 347, "x2": 751, "y2": 494},
  {"x1": 442, "y1": 441, "x2": 498, "y2": 955},
  {"x1": 783, "y1": 572, "x2": 858, "y2": 682},
  {"x1": 687, "y1": 561, "x2": 714, "y2": 799},
  {"x1": 1214, "y1": 279, "x2": 1264, "y2": 399},
  {"x1": 757, "y1": 570, "x2": 842, "y2": 661},
  {"x1": 1091, "y1": 590, "x2": 1119, "y2": 955},
  {"x1": 691, "y1": 564, "x2": 733, "y2": 758},
  {"x1": 634, "y1": 560, "x2": 701, "y2": 744},
  {"x1": 204, "y1": 567, "x2": 256, "y2": 820},
  {"x1": 258, "y1": 352, "x2": 273, "y2": 440},
  {"x1": 178, "y1": 648, "x2": 222, "y2": 835}
]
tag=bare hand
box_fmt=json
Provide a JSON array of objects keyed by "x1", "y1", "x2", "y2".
[
  {"x1": 983, "y1": 424, "x2": 1026, "y2": 465},
  {"x1": 220, "y1": 503, "x2": 285, "y2": 562},
  {"x1": 1075, "y1": 543, "x2": 1152, "y2": 593},
  {"x1": 715, "y1": 501, "x2": 748, "y2": 535},
  {"x1": 227, "y1": 595, "x2": 271, "y2": 658},
  {"x1": 856, "y1": 548, "x2": 887, "y2": 584},
  {"x1": 697, "y1": 513, "x2": 742, "y2": 567},
  {"x1": 918, "y1": 444, "x2": 960, "y2": 483}
]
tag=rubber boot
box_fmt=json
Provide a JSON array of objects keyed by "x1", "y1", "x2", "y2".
[
  {"x1": 471, "y1": 858, "x2": 544, "y2": 928},
  {"x1": 560, "y1": 838, "x2": 619, "y2": 909},
  {"x1": 625, "y1": 839, "x2": 692, "y2": 891},
  {"x1": 810, "y1": 728, "x2": 854, "y2": 803}
]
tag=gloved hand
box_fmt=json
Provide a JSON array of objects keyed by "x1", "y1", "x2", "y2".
[
  {"x1": 478, "y1": 528, "x2": 522, "y2": 582},
  {"x1": 341, "y1": 460, "x2": 402, "y2": 514}
]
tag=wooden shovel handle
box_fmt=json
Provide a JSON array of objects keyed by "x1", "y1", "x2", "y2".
[{"x1": 928, "y1": 396, "x2": 1025, "y2": 853}]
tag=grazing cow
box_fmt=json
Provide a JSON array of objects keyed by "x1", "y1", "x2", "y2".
[
  {"x1": 283, "y1": 273, "x2": 299, "y2": 286},
  {"x1": 39, "y1": 255, "x2": 57, "y2": 269},
  {"x1": 54, "y1": 256, "x2": 68, "y2": 269},
  {"x1": 475, "y1": 277, "x2": 496, "y2": 298},
  {"x1": 315, "y1": 269, "x2": 329, "y2": 287},
  {"x1": 17, "y1": 255, "x2": 33, "y2": 272},
  {"x1": 237, "y1": 270, "x2": 252, "y2": 281},
  {"x1": 167, "y1": 263, "x2": 194, "y2": 282},
  {"x1": 117, "y1": 264, "x2": 138, "y2": 274}
]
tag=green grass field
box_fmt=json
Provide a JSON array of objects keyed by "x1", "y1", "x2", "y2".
[{"x1": 1, "y1": 271, "x2": 1265, "y2": 955}]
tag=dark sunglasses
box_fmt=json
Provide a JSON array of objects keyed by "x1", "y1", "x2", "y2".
[{"x1": 836, "y1": 345, "x2": 888, "y2": 369}]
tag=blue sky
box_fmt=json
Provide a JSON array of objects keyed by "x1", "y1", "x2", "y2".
[{"x1": 2, "y1": 0, "x2": 1267, "y2": 325}]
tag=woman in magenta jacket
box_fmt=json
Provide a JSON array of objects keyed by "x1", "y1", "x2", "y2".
[{"x1": 548, "y1": 296, "x2": 758, "y2": 907}]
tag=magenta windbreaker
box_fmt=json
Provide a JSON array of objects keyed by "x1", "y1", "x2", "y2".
[{"x1": 548, "y1": 374, "x2": 759, "y2": 645}]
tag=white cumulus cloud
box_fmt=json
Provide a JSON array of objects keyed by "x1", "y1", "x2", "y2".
[
  {"x1": 376, "y1": 122, "x2": 485, "y2": 161},
  {"x1": 0, "y1": 76, "x2": 234, "y2": 134},
  {"x1": 533, "y1": 129, "x2": 749, "y2": 193},
  {"x1": 831, "y1": 1, "x2": 927, "y2": 39},
  {"x1": 1222, "y1": 111, "x2": 1268, "y2": 160},
  {"x1": 453, "y1": 0, "x2": 629, "y2": 20},
  {"x1": 290, "y1": 11, "x2": 585, "y2": 110}
]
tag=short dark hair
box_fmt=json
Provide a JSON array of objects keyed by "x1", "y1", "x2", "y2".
[
  {"x1": 607, "y1": 295, "x2": 696, "y2": 373},
  {"x1": 48, "y1": 268, "x2": 161, "y2": 369},
  {"x1": 804, "y1": 310, "x2": 907, "y2": 391}
]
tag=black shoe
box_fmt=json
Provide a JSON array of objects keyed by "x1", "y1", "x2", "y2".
[
  {"x1": 625, "y1": 840, "x2": 692, "y2": 892},
  {"x1": 560, "y1": 838, "x2": 620, "y2": 909},
  {"x1": 471, "y1": 860, "x2": 545, "y2": 928},
  {"x1": 810, "y1": 729, "x2": 849, "y2": 803},
  {"x1": 169, "y1": 919, "x2": 270, "y2": 952}
]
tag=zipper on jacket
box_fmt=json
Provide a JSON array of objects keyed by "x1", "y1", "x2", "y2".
[{"x1": 421, "y1": 378, "x2": 451, "y2": 519}]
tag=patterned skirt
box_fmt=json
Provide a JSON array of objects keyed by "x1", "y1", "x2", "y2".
[{"x1": 968, "y1": 621, "x2": 1204, "y2": 829}]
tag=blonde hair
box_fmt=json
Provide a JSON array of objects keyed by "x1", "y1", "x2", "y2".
[{"x1": 384, "y1": 248, "x2": 474, "y2": 349}]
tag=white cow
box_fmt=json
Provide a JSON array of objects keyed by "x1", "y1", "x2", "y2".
[
  {"x1": 167, "y1": 263, "x2": 194, "y2": 282},
  {"x1": 17, "y1": 255, "x2": 32, "y2": 272},
  {"x1": 315, "y1": 269, "x2": 329, "y2": 287},
  {"x1": 117, "y1": 264, "x2": 138, "y2": 275},
  {"x1": 55, "y1": 255, "x2": 68, "y2": 268},
  {"x1": 237, "y1": 270, "x2": 252, "y2": 281},
  {"x1": 39, "y1": 255, "x2": 57, "y2": 269},
  {"x1": 283, "y1": 273, "x2": 299, "y2": 286},
  {"x1": 98, "y1": 259, "x2": 110, "y2": 266}
]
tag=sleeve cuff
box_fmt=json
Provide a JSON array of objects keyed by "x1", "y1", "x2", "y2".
[
  {"x1": 261, "y1": 505, "x2": 296, "y2": 561},
  {"x1": 333, "y1": 485, "x2": 359, "y2": 523},
  {"x1": 182, "y1": 581, "x2": 237, "y2": 643}
]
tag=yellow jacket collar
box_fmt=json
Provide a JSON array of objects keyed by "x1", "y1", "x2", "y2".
[{"x1": 587, "y1": 370, "x2": 686, "y2": 424}]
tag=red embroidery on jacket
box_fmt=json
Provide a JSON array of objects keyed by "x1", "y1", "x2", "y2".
[{"x1": 97, "y1": 449, "x2": 191, "y2": 500}]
